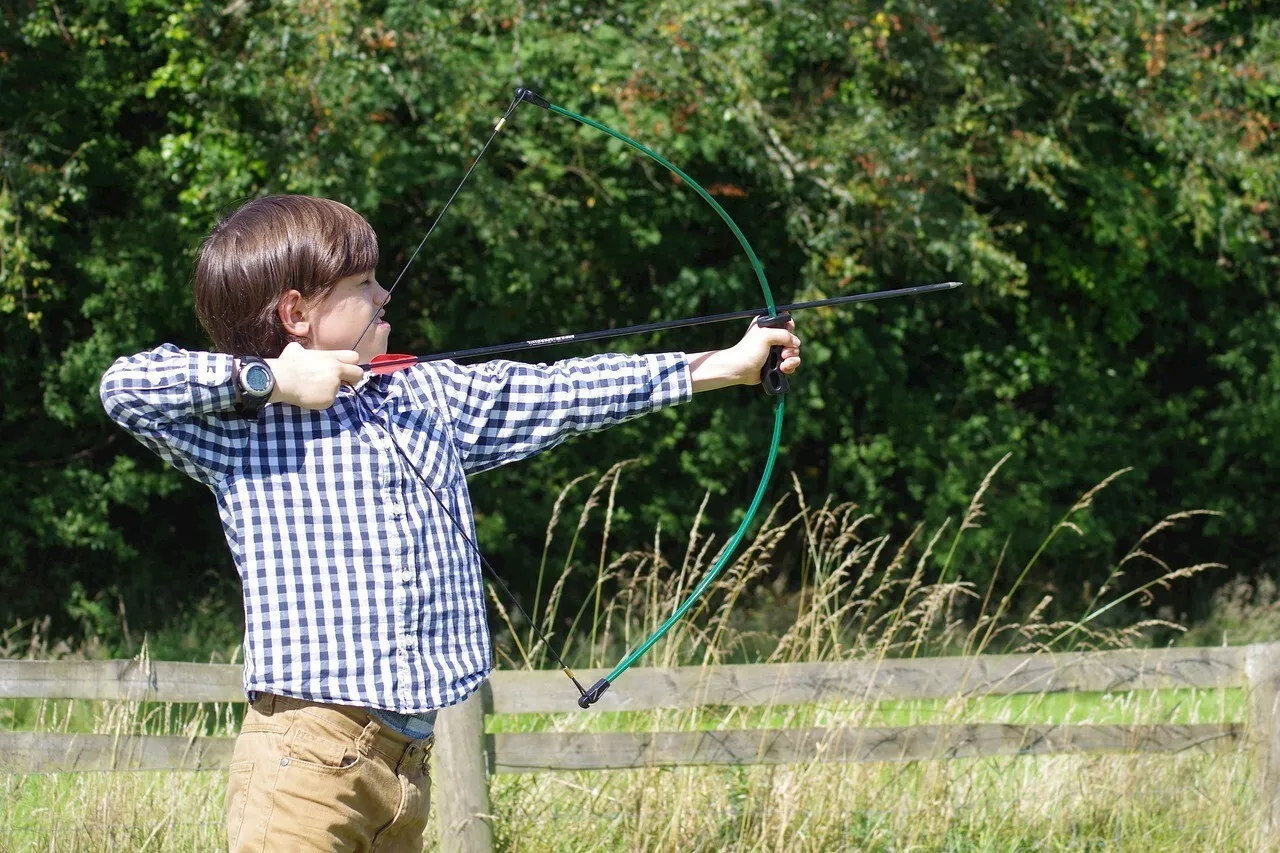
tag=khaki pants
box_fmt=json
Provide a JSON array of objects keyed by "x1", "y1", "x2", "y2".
[{"x1": 225, "y1": 693, "x2": 433, "y2": 853}]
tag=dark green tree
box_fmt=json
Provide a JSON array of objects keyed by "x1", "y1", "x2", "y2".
[{"x1": 2, "y1": 0, "x2": 1275, "y2": 649}]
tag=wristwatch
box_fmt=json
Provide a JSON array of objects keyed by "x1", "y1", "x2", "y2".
[{"x1": 234, "y1": 356, "x2": 275, "y2": 417}]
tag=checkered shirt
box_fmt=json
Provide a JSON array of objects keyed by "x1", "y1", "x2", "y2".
[{"x1": 100, "y1": 344, "x2": 691, "y2": 712}]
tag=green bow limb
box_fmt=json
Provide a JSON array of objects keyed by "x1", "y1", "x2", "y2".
[
  {"x1": 580, "y1": 405, "x2": 786, "y2": 707},
  {"x1": 512, "y1": 91, "x2": 787, "y2": 708}
]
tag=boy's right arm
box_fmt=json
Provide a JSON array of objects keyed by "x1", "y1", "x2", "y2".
[
  {"x1": 99, "y1": 344, "x2": 250, "y2": 487},
  {"x1": 101, "y1": 343, "x2": 365, "y2": 487}
]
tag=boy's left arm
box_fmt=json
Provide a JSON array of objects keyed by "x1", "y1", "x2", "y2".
[{"x1": 422, "y1": 320, "x2": 800, "y2": 474}]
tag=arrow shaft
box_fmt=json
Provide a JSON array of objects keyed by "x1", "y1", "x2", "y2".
[{"x1": 363, "y1": 281, "x2": 960, "y2": 370}]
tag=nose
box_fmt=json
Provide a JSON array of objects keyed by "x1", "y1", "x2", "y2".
[{"x1": 376, "y1": 282, "x2": 391, "y2": 307}]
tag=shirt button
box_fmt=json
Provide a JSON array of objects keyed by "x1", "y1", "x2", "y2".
[{"x1": 400, "y1": 570, "x2": 412, "y2": 583}]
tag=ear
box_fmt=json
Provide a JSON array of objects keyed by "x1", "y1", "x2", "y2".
[{"x1": 277, "y1": 289, "x2": 311, "y2": 340}]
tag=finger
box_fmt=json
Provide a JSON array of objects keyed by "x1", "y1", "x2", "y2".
[
  {"x1": 763, "y1": 328, "x2": 798, "y2": 347},
  {"x1": 781, "y1": 356, "x2": 802, "y2": 373},
  {"x1": 339, "y1": 364, "x2": 365, "y2": 385}
]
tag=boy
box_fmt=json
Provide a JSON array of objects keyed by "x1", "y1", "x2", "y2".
[{"x1": 100, "y1": 194, "x2": 801, "y2": 852}]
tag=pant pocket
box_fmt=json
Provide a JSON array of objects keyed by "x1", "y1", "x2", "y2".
[
  {"x1": 225, "y1": 760, "x2": 254, "y2": 851},
  {"x1": 285, "y1": 709, "x2": 364, "y2": 772},
  {"x1": 270, "y1": 721, "x2": 395, "y2": 845}
]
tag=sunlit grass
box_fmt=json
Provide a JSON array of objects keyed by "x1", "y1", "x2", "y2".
[
  {"x1": 487, "y1": 686, "x2": 1246, "y2": 734},
  {"x1": 1, "y1": 460, "x2": 1260, "y2": 851}
]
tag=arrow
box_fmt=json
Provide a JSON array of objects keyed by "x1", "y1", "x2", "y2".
[{"x1": 363, "y1": 280, "x2": 963, "y2": 374}]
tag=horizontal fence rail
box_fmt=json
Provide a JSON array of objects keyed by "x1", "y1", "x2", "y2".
[
  {"x1": 0, "y1": 732, "x2": 233, "y2": 773},
  {"x1": 0, "y1": 646, "x2": 1246, "y2": 708},
  {"x1": 488, "y1": 647, "x2": 1247, "y2": 713},
  {"x1": 0, "y1": 659, "x2": 243, "y2": 703},
  {"x1": 0, "y1": 723, "x2": 1248, "y2": 776},
  {"x1": 2, "y1": 643, "x2": 1275, "y2": 853},
  {"x1": 487, "y1": 723, "x2": 1245, "y2": 773}
]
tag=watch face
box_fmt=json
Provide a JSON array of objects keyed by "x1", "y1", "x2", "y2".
[{"x1": 244, "y1": 364, "x2": 272, "y2": 395}]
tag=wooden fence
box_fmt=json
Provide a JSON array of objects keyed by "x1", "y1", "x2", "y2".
[{"x1": 3, "y1": 644, "x2": 1279, "y2": 851}]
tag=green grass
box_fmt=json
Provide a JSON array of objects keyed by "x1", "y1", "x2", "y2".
[
  {"x1": 0, "y1": 466, "x2": 1263, "y2": 851},
  {"x1": 3, "y1": 771, "x2": 227, "y2": 853},
  {"x1": 486, "y1": 687, "x2": 1246, "y2": 734},
  {"x1": 0, "y1": 686, "x2": 1256, "y2": 852}
]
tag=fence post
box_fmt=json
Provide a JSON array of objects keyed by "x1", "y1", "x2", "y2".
[
  {"x1": 435, "y1": 684, "x2": 494, "y2": 853},
  {"x1": 1248, "y1": 642, "x2": 1280, "y2": 843}
]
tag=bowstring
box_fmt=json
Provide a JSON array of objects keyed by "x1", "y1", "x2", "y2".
[
  {"x1": 350, "y1": 94, "x2": 523, "y2": 351},
  {"x1": 350, "y1": 393, "x2": 587, "y2": 697},
  {"x1": 350, "y1": 93, "x2": 585, "y2": 697}
]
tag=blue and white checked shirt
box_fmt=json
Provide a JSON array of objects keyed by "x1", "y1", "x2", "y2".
[{"x1": 100, "y1": 345, "x2": 691, "y2": 712}]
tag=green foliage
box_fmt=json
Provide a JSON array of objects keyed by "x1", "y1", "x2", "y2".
[{"x1": 0, "y1": 0, "x2": 1276, "y2": 639}]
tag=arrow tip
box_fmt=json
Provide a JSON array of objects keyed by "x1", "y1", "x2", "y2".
[{"x1": 946, "y1": 281, "x2": 964, "y2": 288}]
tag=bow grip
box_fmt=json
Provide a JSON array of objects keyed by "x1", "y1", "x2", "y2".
[{"x1": 756, "y1": 312, "x2": 792, "y2": 396}]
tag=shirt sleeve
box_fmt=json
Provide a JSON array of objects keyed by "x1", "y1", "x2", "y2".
[
  {"x1": 99, "y1": 343, "x2": 250, "y2": 488},
  {"x1": 415, "y1": 352, "x2": 691, "y2": 474}
]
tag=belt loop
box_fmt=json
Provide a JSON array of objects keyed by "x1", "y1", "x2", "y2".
[
  {"x1": 266, "y1": 693, "x2": 277, "y2": 714},
  {"x1": 357, "y1": 717, "x2": 380, "y2": 755}
]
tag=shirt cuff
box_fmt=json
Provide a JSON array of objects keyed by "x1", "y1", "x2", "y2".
[
  {"x1": 646, "y1": 352, "x2": 692, "y2": 409},
  {"x1": 190, "y1": 351, "x2": 238, "y2": 414}
]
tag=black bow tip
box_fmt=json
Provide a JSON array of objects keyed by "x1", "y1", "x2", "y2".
[
  {"x1": 514, "y1": 87, "x2": 551, "y2": 110},
  {"x1": 577, "y1": 677, "x2": 611, "y2": 709}
]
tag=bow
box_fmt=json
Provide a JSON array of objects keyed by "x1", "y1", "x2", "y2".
[
  {"x1": 520, "y1": 88, "x2": 788, "y2": 707},
  {"x1": 353, "y1": 87, "x2": 957, "y2": 709}
]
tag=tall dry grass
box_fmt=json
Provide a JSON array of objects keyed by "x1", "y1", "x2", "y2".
[
  {"x1": 0, "y1": 640, "x2": 237, "y2": 852},
  {"x1": 495, "y1": 456, "x2": 1220, "y2": 672},
  {"x1": 1, "y1": 459, "x2": 1253, "y2": 851},
  {"x1": 485, "y1": 459, "x2": 1246, "y2": 851}
]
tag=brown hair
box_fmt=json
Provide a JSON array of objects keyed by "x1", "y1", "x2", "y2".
[{"x1": 193, "y1": 195, "x2": 379, "y2": 356}]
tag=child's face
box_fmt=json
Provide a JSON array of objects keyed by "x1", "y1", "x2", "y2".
[{"x1": 303, "y1": 270, "x2": 391, "y2": 361}]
